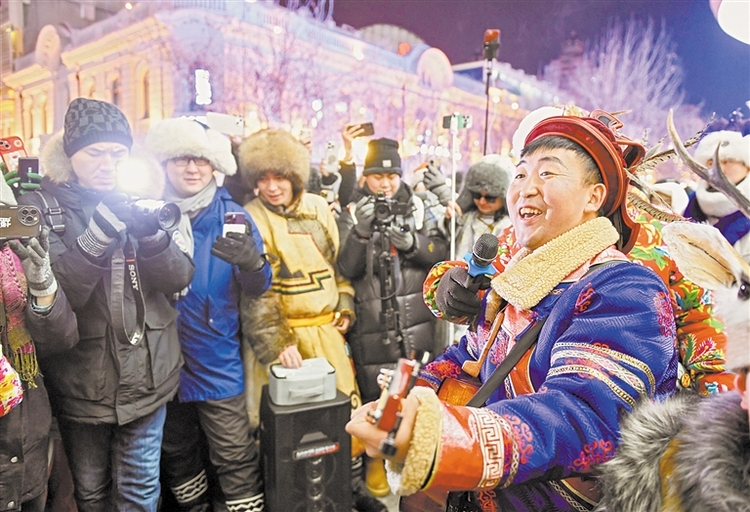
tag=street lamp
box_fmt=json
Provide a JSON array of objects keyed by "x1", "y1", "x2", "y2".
[{"x1": 709, "y1": 0, "x2": 750, "y2": 44}]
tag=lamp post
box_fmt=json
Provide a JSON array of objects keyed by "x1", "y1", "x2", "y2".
[{"x1": 709, "y1": 0, "x2": 750, "y2": 44}]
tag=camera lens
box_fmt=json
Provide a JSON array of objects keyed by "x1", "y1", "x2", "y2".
[{"x1": 156, "y1": 203, "x2": 181, "y2": 231}]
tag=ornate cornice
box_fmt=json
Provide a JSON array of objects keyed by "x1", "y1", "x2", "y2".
[
  {"x1": 62, "y1": 17, "x2": 169, "y2": 69},
  {"x1": 2, "y1": 63, "x2": 52, "y2": 90}
]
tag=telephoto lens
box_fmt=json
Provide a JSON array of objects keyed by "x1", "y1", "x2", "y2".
[{"x1": 131, "y1": 200, "x2": 181, "y2": 231}]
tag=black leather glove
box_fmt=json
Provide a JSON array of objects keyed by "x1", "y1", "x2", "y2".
[
  {"x1": 91, "y1": 193, "x2": 133, "y2": 239},
  {"x1": 354, "y1": 196, "x2": 376, "y2": 238},
  {"x1": 435, "y1": 266, "x2": 482, "y2": 318},
  {"x1": 211, "y1": 231, "x2": 264, "y2": 272}
]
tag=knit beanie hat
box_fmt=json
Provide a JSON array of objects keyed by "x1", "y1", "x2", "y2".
[
  {"x1": 146, "y1": 117, "x2": 237, "y2": 176},
  {"x1": 363, "y1": 138, "x2": 402, "y2": 176},
  {"x1": 63, "y1": 98, "x2": 133, "y2": 157}
]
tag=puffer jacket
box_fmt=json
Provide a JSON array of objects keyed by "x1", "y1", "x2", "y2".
[
  {"x1": 0, "y1": 280, "x2": 78, "y2": 511},
  {"x1": 338, "y1": 182, "x2": 448, "y2": 401},
  {"x1": 20, "y1": 175, "x2": 194, "y2": 425}
]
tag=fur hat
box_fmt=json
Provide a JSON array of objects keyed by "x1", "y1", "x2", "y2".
[
  {"x1": 693, "y1": 130, "x2": 750, "y2": 167},
  {"x1": 145, "y1": 118, "x2": 237, "y2": 176},
  {"x1": 237, "y1": 129, "x2": 310, "y2": 193},
  {"x1": 363, "y1": 138, "x2": 402, "y2": 176},
  {"x1": 456, "y1": 154, "x2": 512, "y2": 213},
  {"x1": 63, "y1": 98, "x2": 133, "y2": 157}
]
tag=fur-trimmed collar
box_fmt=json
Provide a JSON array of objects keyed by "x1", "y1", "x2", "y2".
[
  {"x1": 39, "y1": 132, "x2": 165, "y2": 199},
  {"x1": 695, "y1": 177, "x2": 750, "y2": 221},
  {"x1": 491, "y1": 217, "x2": 621, "y2": 310}
]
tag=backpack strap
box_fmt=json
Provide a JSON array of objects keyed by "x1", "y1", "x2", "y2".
[{"x1": 37, "y1": 189, "x2": 65, "y2": 235}]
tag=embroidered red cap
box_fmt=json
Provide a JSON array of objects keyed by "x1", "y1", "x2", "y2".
[{"x1": 524, "y1": 111, "x2": 646, "y2": 253}]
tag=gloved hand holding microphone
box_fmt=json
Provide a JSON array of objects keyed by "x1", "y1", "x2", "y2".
[{"x1": 435, "y1": 233, "x2": 498, "y2": 319}]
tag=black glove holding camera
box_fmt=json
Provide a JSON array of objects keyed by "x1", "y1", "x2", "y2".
[
  {"x1": 435, "y1": 266, "x2": 483, "y2": 318},
  {"x1": 354, "y1": 196, "x2": 376, "y2": 238},
  {"x1": 78, "y1": 192, "x2": 133, "y2": 257},
  {"x1": 211, "y1": 231, "x2": 265, "y2": 272}
]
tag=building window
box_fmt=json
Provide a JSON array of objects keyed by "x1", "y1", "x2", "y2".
[
  {"x1": 111, "y1": 77, "x2": 121, "y2": 107},
  {"x1": 195, "y1": 69, "x2": 212, "y2": 106},
  {"x1": 141, "y1": 71, "x2": 150, "y2": 119}
]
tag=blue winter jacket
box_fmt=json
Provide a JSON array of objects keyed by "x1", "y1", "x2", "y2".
[{"x1": 175, "y1": 188, "x2": 271, "y2": 402}]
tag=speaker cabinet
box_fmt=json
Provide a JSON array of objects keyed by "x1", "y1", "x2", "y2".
[{"x1": 260, "y1": 386, "x2": 352, "y2": 512}]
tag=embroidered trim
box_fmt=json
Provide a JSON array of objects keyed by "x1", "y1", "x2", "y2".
[
  {"x1": 491, "y1": 217, "x2": 621, "y2": 310},
  {"x1": 551, "y1": 349, "x2": 649, "y2": 398},
  {"x1": 469, "y1": 408, "x2": 505, "y2": 489},
  {"x1": 548, "y1": 481, "x2": 594, "y2": 512},
  {"x1": 171, "y1": 469, "x2": 208, "y2": 504},
  {"x1": 546, "y1": 365, "x2": 636, "y2": 408},
  {"x1": 555, "y1": 342, "x2": 656, "y2": 393},
  {"x1": 559, "y1": 479, "x2": 598, "y2": 506},
  {"x1": 496, "y1": 414, "x2": 519, "y2": 488}
]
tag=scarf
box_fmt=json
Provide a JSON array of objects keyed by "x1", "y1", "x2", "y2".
[
  {"x1": 0, "y1": 246, "x2": 37, "y2": 387},
  {"x1": 490, "y1": 216, "x2": 622, "y2": 311},
  {"x1": 690, "y1": 178, "x2": 750, "y2": 246},
  {"x1": 163, "y1": 178, "x2": 218, "y2": 258}
]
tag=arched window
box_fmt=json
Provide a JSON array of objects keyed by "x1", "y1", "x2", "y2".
[
  {"x1": 141, "y1": 71, "x2": 150, "y2": 119},
  {"x1": 111, "y1": 77, "x2": 121, "y2": 107}
]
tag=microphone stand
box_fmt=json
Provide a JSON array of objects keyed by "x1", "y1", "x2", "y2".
[{"x1": 483, "y1": 36, "x2": 500, "y2": 155}]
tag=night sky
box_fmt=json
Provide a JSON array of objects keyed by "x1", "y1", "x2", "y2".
[{"x1": 333, "y1": 0, "x2": 750, "y2": 119}]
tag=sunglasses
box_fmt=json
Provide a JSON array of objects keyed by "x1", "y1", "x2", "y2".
[{"x1": 470, "y1": 192, "x2": 499, "y2": 202}]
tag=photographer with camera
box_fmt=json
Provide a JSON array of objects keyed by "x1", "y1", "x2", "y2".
[
  {"x1": 19, "y1": 98, "x2": 195, "y2": 512},
  {"x1": 337, "y1": 138, "x2": 448, "y2": 497},
  {"x1": 0, "y1": 175, "x2": 79, "y2": 512},
  {"x1": 145, "y1": 118, "x2": 275, "y2": 512}
]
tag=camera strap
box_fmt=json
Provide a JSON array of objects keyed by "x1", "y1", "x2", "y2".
[
  {"x1": 109, "y1": 237, "x2": 146, "y2": 345},
  {"x1": 37, "y1": 189, "x2": 65, "y2": 234}
]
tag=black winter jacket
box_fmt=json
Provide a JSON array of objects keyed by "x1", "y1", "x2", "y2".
[
  {"x1": 20, "y1": 178, "x2": 194, "y2": 425},
  {"x1": 0, "y1": 281, "x2": 78, "y2": 510},
  {"x1": 337, "y1": 183, "x2": 448, "y2": 401}
]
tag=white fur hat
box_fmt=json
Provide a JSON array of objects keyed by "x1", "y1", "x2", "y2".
[
  {"x1": 145, "y1": 117, "x2": 237, "y2": 176},
  {"x1": 650, "y1": 181, "x2": 689, "y2": 215},
  {"x1": 693, "y1": 130, "x2": 750, "y2": 167}
]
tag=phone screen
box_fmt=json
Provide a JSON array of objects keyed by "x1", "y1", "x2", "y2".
[
  {"x1": 223, "y1": 212, "x2": 247, "y2": 237},
  {"x1": 17, "y1": 157, "x2": 39, "y2": 184},
  {"x1": 357, "y1": 123, "x2": 375, "y2": 137}
]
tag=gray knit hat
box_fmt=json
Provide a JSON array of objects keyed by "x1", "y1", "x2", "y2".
[
  {"x1": 63, "y1": 98, "x2": 133, "y2": 157},
  {"x1": 456, "y1": 154, "x2": 512, "y2": 213},
  {"x1": 363, "y1": 138, "x2": 402, "y2": 176}
]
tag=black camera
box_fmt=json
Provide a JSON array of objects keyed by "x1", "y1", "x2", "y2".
[
  {"x1": 373, "y1": 193, "x2": 410, "y2": 227},
  {"x1": 130, "y1": 199, "x2": 181, "y2": 232},
  {"x1": 0, "y1": 205, "x2": 42, "y2": 241}
]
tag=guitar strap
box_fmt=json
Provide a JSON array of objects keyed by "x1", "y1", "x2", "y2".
[{"x1": 465, "y1": 260, "x2": 625, "y2": 408}]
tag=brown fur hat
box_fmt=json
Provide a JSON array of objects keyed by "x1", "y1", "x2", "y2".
[{"x1": 237, "y1": 129, "x2": 310, "y2": 194}]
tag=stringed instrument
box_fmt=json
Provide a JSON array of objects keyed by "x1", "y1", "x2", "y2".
[{"x1": 368, "y1": 351, "x2": 431, "y2": 456}]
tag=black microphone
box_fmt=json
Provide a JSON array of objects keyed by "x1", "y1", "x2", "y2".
[{"x1": 462, "y1": 233, "x2": 499, "y2": 293}]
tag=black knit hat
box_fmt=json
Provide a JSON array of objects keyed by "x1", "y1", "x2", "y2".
[
  {"x1": 363, "y1": 138, "x2": 402, "y2": 176},
  {"x1": 63, "y1": 98, "x2": 133, "y2": 157}
]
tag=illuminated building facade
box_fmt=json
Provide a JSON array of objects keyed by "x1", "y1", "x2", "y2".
[{"x1": 1, "y1": 0, "x2": 563, "y2": 171}]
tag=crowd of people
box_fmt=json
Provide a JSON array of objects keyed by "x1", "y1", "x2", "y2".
[{"x1": 0, "y1": 95, "x2": 748, "y2": 512}]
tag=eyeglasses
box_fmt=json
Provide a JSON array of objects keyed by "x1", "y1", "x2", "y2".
[
  {"x1": 171, "y1": 156, "x2": 211, "y2": 168},
  {"x1": 470, "y1": 191, "x2": 499, "y2": 202}
]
